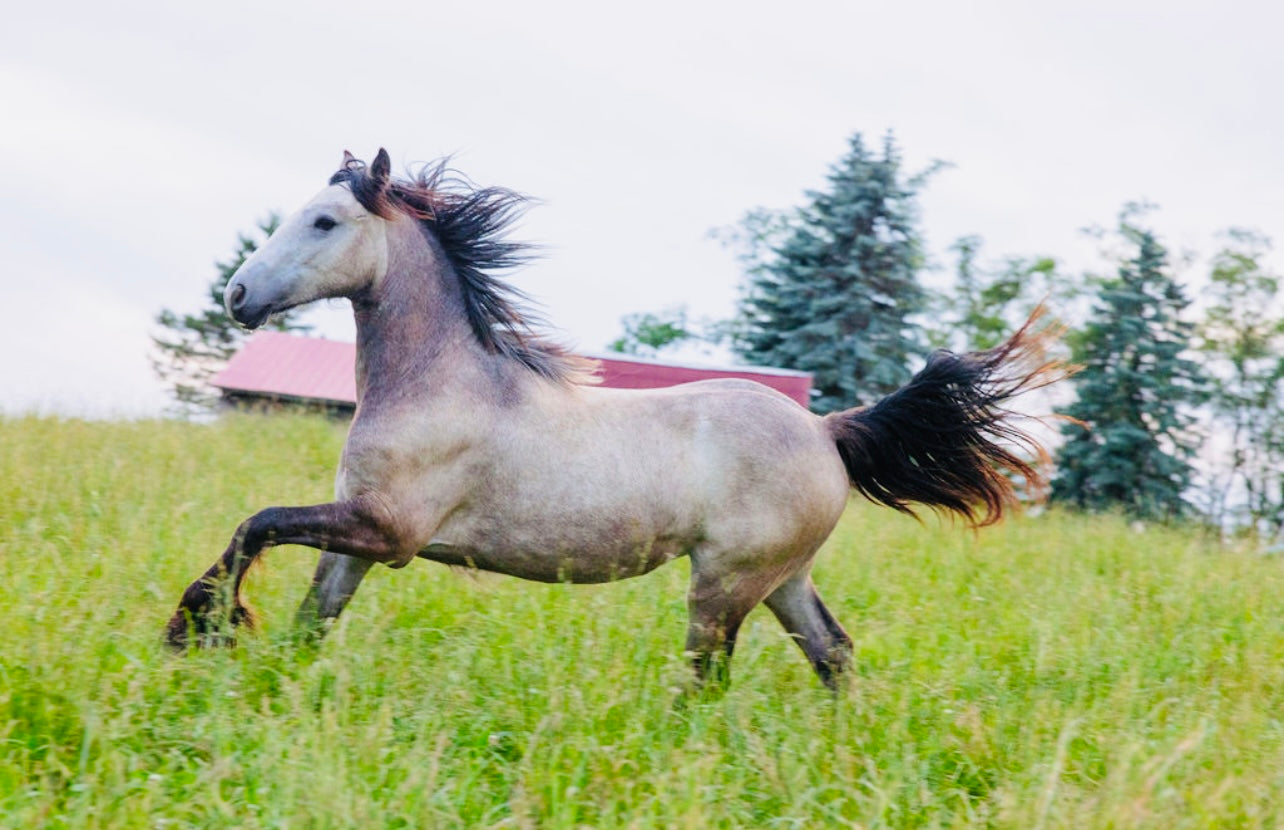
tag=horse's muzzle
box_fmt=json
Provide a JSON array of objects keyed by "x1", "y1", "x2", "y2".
[{"x1": 226, "y1": 279, "x2": 272, "y2": 329}]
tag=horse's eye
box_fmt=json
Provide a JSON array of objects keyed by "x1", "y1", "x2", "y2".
[{"x1": 313, "y1": 216, "x2": 337, "y2": 231}]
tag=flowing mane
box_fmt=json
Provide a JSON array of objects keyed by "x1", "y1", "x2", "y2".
[{"x1": 329, "y1": 155, "x2": 598, "y2": 385}]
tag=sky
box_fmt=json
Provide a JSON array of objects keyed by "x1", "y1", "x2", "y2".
[{"x1": 3, "y1": 0, "x2": 1282, "y2": 416}]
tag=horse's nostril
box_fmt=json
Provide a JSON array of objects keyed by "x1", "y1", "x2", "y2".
[{"x1": 229, "y1": 283, "x2": 247, "y2": 309}]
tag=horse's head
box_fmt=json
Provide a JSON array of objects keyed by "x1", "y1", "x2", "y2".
[{"x1": 225, "y1": 149, "x2": 394, "y2": 329}]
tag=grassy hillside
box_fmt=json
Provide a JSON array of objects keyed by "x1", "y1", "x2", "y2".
[{"x1": 2, "y1": 414, "x2": 1283, "y2": 827}]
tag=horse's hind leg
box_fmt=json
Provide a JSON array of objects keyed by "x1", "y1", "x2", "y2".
[
  {"x1": 684, "y1": 564, "x2": 777, "y2": 691},
  {"x1": 764, "y1": 571, "x2": 853, "y2": 690},
  {"x1": 294, "y1": 551, "x2": 375, "y2": 638}
]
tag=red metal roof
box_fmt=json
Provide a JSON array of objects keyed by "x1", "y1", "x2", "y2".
[
  {"x1": 212, "y1": 331, "x2": 812, "y2": 407},
  {"x1": 584, "y1": 351, "x2": 812, "y2": 405},
  {"x1": 211, "y1": 331, "x2": 357, "y2": 406}
]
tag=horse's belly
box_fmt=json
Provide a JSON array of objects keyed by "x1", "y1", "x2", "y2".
[
  {"x1": 418, "y1": 532, "x2": 688, "y2": 584},
  {"x1": 415, "y1": 458, "x2": 705, "y2": 582}
]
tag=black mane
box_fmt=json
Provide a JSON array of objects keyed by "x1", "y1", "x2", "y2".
[{"x1": 330, "y1": 154, "x2": 597, "y2": 385}]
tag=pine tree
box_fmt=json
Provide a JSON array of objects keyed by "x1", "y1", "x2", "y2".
[
  {"x1": 735, "y1": 132, "x2": 938, "y2": 412},
  {"x1": 152, "y1": 215, "x2": 309, "y2": 412},
  {"x1": 1052, "y1": 207, "x2": 1207, "y2": 520}
]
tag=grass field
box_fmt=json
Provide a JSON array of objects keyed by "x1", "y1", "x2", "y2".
[{"x1": 3, "y1": 413, "x2": 1284, "y2": 827}]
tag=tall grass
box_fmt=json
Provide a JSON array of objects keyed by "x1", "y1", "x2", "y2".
[{"x1": 2, "y1": 413, "x2": 1283, "y2": 827}]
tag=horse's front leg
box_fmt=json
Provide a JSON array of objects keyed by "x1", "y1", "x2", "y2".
[
  {"x1": 292, "y1": 551, "x2": 376, "y2": 641},
  {"x1": 164, "y1": 496, "x2": 405, "y2": 650}
]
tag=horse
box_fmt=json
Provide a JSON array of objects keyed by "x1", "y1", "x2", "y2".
[{"x1": 165, "y1": 148, "x2": 1065, "y2": 690}]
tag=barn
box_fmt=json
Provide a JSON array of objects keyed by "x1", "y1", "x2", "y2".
[{"x1": 211, "y1": 331, "x2": 812, "y2": 415}]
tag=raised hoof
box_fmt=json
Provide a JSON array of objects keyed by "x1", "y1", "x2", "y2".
[{"x1": 163, "y1": 601, "x2": 253, "y2": 652}]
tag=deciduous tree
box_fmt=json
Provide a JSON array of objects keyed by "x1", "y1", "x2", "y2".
[
  {"x1": 1198, "y1": 228, "x2": 1284, "y2": 535},
  {"x1": 608, "y1": 307, "x2": 696, "y2": 356},
  {"x1": 938, "y1": 235, "x2": 1065, "y2": 352}
]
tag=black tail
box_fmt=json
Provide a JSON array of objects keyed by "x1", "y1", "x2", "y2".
[{"x1": 825, "y1": 308, "x2": 1069, "y2": 527}]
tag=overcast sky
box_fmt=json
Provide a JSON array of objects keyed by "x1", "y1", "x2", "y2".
[{"x1": 3, "y1": 0, "x2": 1282, "y2": 416}]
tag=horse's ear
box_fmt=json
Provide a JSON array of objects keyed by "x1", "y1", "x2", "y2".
[
  {"x1": 371, "y1": 148, "x2": 391, "y2": 189},
  {"x1": 342, "y1": 149, "x2": 357, "y2": 167}
]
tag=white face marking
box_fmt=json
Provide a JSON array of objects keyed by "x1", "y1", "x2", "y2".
[{"x1": 224, "y1": 185, "x2": 389, "y2": 328}]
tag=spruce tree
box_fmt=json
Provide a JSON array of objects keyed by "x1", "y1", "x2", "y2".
[
  {"x1": 735, "y1": 132, "x2": 937, "y2": 412},
  {"x1": 1052, "y1": 208, "x2": 1207, "y2": 520},
  {"x1": 152, "y1": 215, "x2": 310, "y2": 413}
]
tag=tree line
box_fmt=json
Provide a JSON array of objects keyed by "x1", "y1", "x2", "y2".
[
  {"x1": 614, "y1": 133, "x2": 1283, "y2": 534},
  {"x1": 154, "y1": 133, "x2": 1283, "y2": 534}
]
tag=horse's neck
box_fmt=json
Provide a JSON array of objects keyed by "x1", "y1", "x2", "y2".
[{"x1": 351, "y1": 219, "x2": 485, "y2": 408}]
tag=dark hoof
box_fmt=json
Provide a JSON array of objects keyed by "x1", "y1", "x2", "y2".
[
  {"x1": 164, "y1": 609, "x2": 193, "y2": 652},
  {"x1": 163, "y1": 600, "x2": 253, "y2": 652}
]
